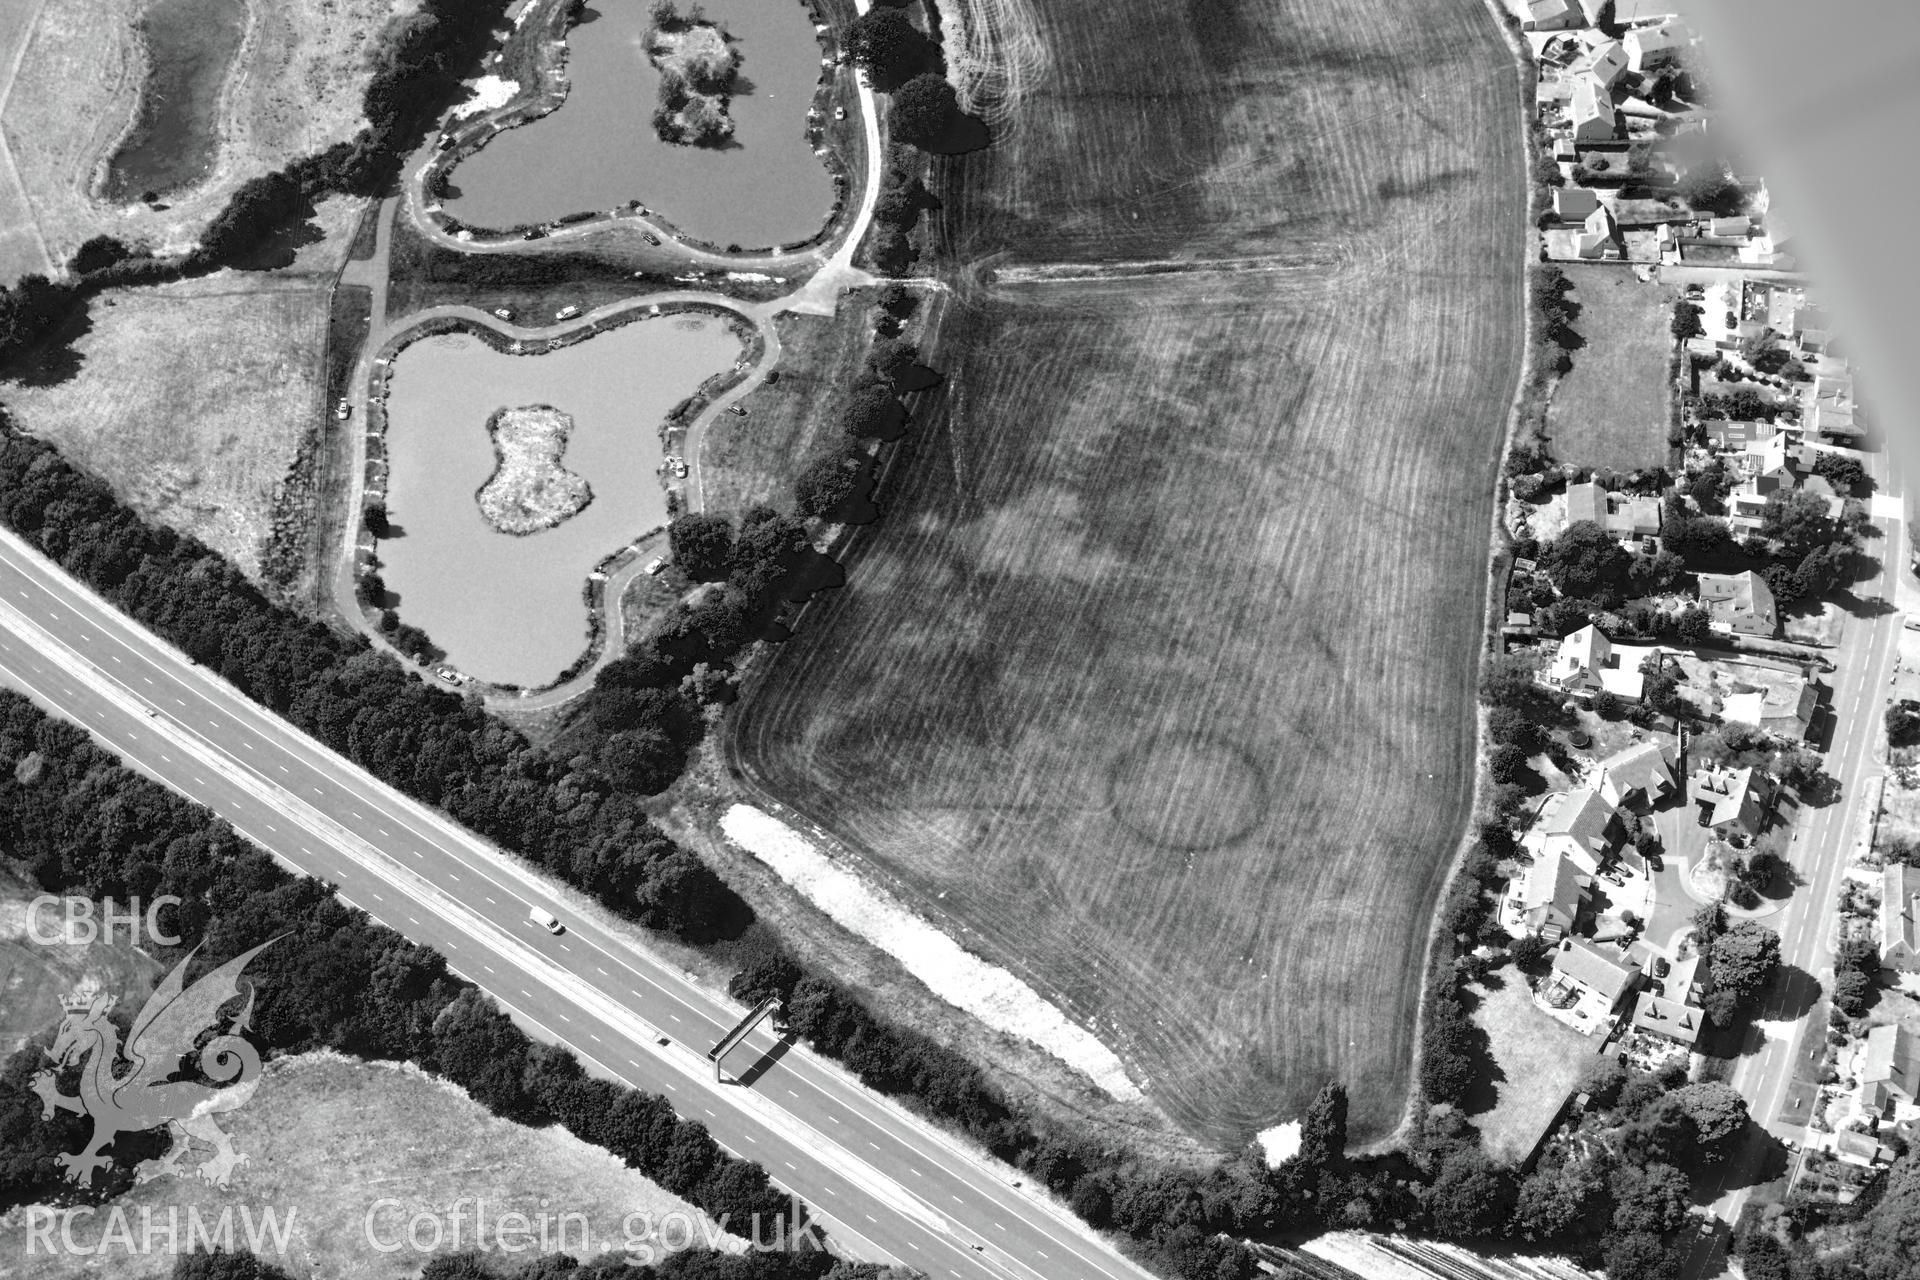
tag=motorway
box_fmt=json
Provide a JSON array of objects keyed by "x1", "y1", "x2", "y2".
[{"x1": 0, "y1": 527, "x2": 1155, "y2": 1280}]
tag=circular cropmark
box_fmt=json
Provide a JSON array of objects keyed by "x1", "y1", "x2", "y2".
[{"x1": 1106, "y1": 730, "x2": 1270, "y2": 853}]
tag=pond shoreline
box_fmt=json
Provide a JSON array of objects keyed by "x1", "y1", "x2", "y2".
[
  {"x1": 427, "y1": 0, "x2": 850, "y2": 255},
  {"x1": 93, "y1": 0, "x2": 259, "y2": 205},
  {"x1": 349, "y1": 299, "x2": 768, "y2": 693}
]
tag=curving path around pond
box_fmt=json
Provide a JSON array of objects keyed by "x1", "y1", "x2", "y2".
[
  {"x1": 331, "y1": 0, "x2": 887, "y2": 712},
  {"x1": 394, "y1": 0, "x2": 885, "y2": 306}
]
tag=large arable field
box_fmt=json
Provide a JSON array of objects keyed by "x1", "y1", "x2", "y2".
[
  {"x1": 733, "y1": 0, "x2": 1528, "y2": 1144},
  {"x1": 1544, "y1": 264, "x2": 1678, "y2": 471}
]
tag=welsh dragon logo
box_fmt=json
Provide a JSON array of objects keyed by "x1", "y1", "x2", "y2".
[{"x1": 30, "y1": 938, "x2": 278, "y2": 1188}]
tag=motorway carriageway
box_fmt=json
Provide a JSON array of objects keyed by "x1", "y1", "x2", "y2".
[{"x1": 0, "y1": 530, "x2": 1156, "y2": 1280}]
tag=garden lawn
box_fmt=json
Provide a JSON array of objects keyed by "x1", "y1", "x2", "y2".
[
  {"x1": 1468, "y1": 975, "x2": 1593, "y2": 1162},
  {"x1": 730, "y1": 0, "x2": 1529, "y2": 1146},
  {"x1": 1546, "y1": 264, "x2": 1679, "y2": 472}
]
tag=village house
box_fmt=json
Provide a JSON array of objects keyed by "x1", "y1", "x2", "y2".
[
  {"x1": 1805, "y1": 373, "x2": 1862, "y2": 443},
  {"x1": 1547, "y1": 938, "x2": 1643, "y2": 1016},
  {"x1": 1726, "y1": 437, "x2": 1820, "y2": 530},
  {"x1": 1579, "y1": 38, "x2": 1630, "y2": 90},
  {"x1": 1860, "y1": 1024, "x2": 1920, "y2": 1112},
  {"x1": 1511, "y1": 849, "x2": 1588, "y2": 941},
  {"x1": 1570, "y1": 74, "x2": 1618, "y2": 144},
  {"x1": 1523, "y1": 0, "x2": 1582, "y2": 29},
  {"x1": 1721, "y1": 678, "x2": 1822, "y2": 743},
  {"x1": 1696, "y1": 570, "x2": 1778, "y2": 637},
  {"x1": 1833, "y1": 1130, "x2": 1896, "y2": 1169},
  {"x1": 1553, "y1": 187, "x2": 1602, "y2": 220},
  {"x1": 1539, "y1": 786, "x2": 1626, "y2": 868},
  {"x1": 1548, "y1": 625, "x2": 1649, "y2": 701},
  {"x1": 1565, "y1": 482, "x2": 1660, "y2": 540},
  {"x1": 1595, "y1": 740, "x2": 1677, "y2": 810},
  {"x1": 1881, "y1": 862, "x2": 1920, "y2": 974},
  {"x1": 1702, "y1": 419, "x2": 1780, "y2": 451},
  {"x1": 1631, "y1": 950, "x2": 1705, "y2": 1047},
  {"x1": 1607, "y1": 0, "x2": 1678, "y2": 21},
  {"x1": 1623, "y1": 20, "x2": 1690, "y2": 73},
  {"x1": 1688, "y1": 764, "x2": 1773, "y2": 839}
]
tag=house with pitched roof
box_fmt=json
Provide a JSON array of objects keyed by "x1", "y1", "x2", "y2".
[
  {"x1": 1726, "y1": 437, "x2": 1817, "y2": 530},
  {"x1": 1624, "y1": 21, "x2": 1690, "y2": 72},
  {"x1": 1511, "y1": 850, "x2": 1588, "y2": 941},
  {"x1": 1596, "y1": 741, "x2": 1677, "y2": 810},
  {"x1": 1580, "y1": 39, "x2": 1630, "y2": 90},
  {"x1": 1721, "y1": 678, "x2": 1822, "y2": 743},
  {"x1": 1539, "y1": 787, "x2": 1626, "y2": 869},
  {"x1": 1881, "y1": 863, "x2": 1920, "y2": 973},
  {"x1": 1566, "y1": 482, "x2": 1660, "y2": 541},
  {"x1": 1697, "y1": 570, "x2": 1778, "y2": 637},
  {"x1": 1631, "y1": 992, "x2": 1705, "y2": 1046},
  {"x1": 1688, "y1": 765, "x2": 1772, "y2": 838},
  {"x1": 1804, "y1": 374, "x2": 1861, "y2": 442},
  {"x1": 1575, "y1": 203, "x2": 1621, "y2": 259},
  {"x1": 1631, "y1": 950, "x2": 1705, "y2": 1046},
  {"x1": 1554, "y1": 187, "x2": 1602, "y2": 221},
  {"x1": 1548, "y1": 625, "x2": 1647, "y2": 701},
  {"x1": 1549, "y1": 939, "x2": 1642, "y2": 1013},
  {"x1": 1570, "y1": 75, "x2": 1619, "y2": 144},
  {"x1": 1525, "y1": 0, "x2": 1582, "y2": 29},
  {"x1": 1860, "y1": 1024, "x2": 1920, "y2": 1111}
]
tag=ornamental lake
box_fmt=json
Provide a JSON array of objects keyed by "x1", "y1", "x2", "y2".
[
  {"x1": 444, "y1": 0, "x2": 837, "y2": 248},
  {"x1": 379, "y1": 315, "x2": 742, "y2": 687}
]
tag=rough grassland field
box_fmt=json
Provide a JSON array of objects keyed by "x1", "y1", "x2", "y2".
[
  {"x1": 0, "y1": 0, "x2": 408, "y2": 272},
  {"x1": 0, "y1": 1053, "x2": 740, "y2": 1279},
  {"x1": 1544, "y1": 264, "x2": 1678, "y2": 471},
  {"x1": 3, "y1": 271, "x2": 329, "y2": 586},
  {"x1": 0, "y1": 0, "x2": 52, "y2": 284},
  {"x1": 733, "y1": 0, "x2": 1527, "y2": 1145}
]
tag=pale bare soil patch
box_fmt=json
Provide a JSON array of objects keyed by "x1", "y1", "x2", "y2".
[
  {"x1": 0, "y1": 1052, "x2": 742, "y2": 1280},
  {"x1": 0, "y1": 0, "x2": 411, "y2": 268},
  {"x1": 4, "y1": 271, "x2": 328, "y2": 584}
]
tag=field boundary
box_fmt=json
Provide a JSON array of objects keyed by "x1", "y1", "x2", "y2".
[{"x1": 1367, "y1": 0, "x2": 1540, "y2": 1154}]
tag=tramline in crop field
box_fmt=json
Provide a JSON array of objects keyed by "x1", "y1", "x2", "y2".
[{"x1": 734, "y1": 0, "x2": 1528, "y2": 1144}]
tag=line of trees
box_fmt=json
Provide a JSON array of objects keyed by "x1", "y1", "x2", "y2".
[
  {"x1": 0, "y1": 0, "x2": 514, "y2": 375},
  {"x1": 0, "y1": 416, "x2": 743, "y2": 940},
  {"x1": 0, "y1": 690, "x2": 791, "y2": 1239}
]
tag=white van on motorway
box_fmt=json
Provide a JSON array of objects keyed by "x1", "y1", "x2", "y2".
[{"x1": 528, "y1": 906, "x2": 563, "y2": 934}]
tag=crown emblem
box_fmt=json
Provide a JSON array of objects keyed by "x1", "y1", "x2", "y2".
[{"x1": 60, "y1": 980, "x2": 102, "y2": 1013}]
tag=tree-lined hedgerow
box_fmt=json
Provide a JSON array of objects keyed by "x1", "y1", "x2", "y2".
[
  {"x1": 0, "y1": 416, "x2": 742, "y2": 942},
  {"x1": 0, "y1": 690, "x2": 790, "y2": 1240}
]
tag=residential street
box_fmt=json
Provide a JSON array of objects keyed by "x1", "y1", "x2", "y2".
[
  {"x1": 1682, "y1": 450, "x2": 1907, "y2": 1273},
  {"x1": 0, "y1": 527, "x2": 1154, "y2": 1280}
]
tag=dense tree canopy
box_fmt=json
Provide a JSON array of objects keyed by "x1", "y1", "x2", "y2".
[
  {"x1": 669, "y1": 512, "x2": 737, "y2": 581},
  {"x1": 847, "y1": 9, "x2": 934, "y2": 90},
  {"x1": 889, "y1": 72, "x2": 960, "y2": 148},
  {"x1": 1541, "y1": 520, "x2": 1633, "y2": 601}
]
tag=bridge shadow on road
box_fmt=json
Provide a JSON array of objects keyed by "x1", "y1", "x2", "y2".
[{"x1": 733, "y1": 1032, "x2": 797, "y2": 1088}]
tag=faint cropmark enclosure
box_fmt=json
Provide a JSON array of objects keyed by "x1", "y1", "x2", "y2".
[{"x1": 32, "y1": 938, "x2": 279, "y2": 1188}]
